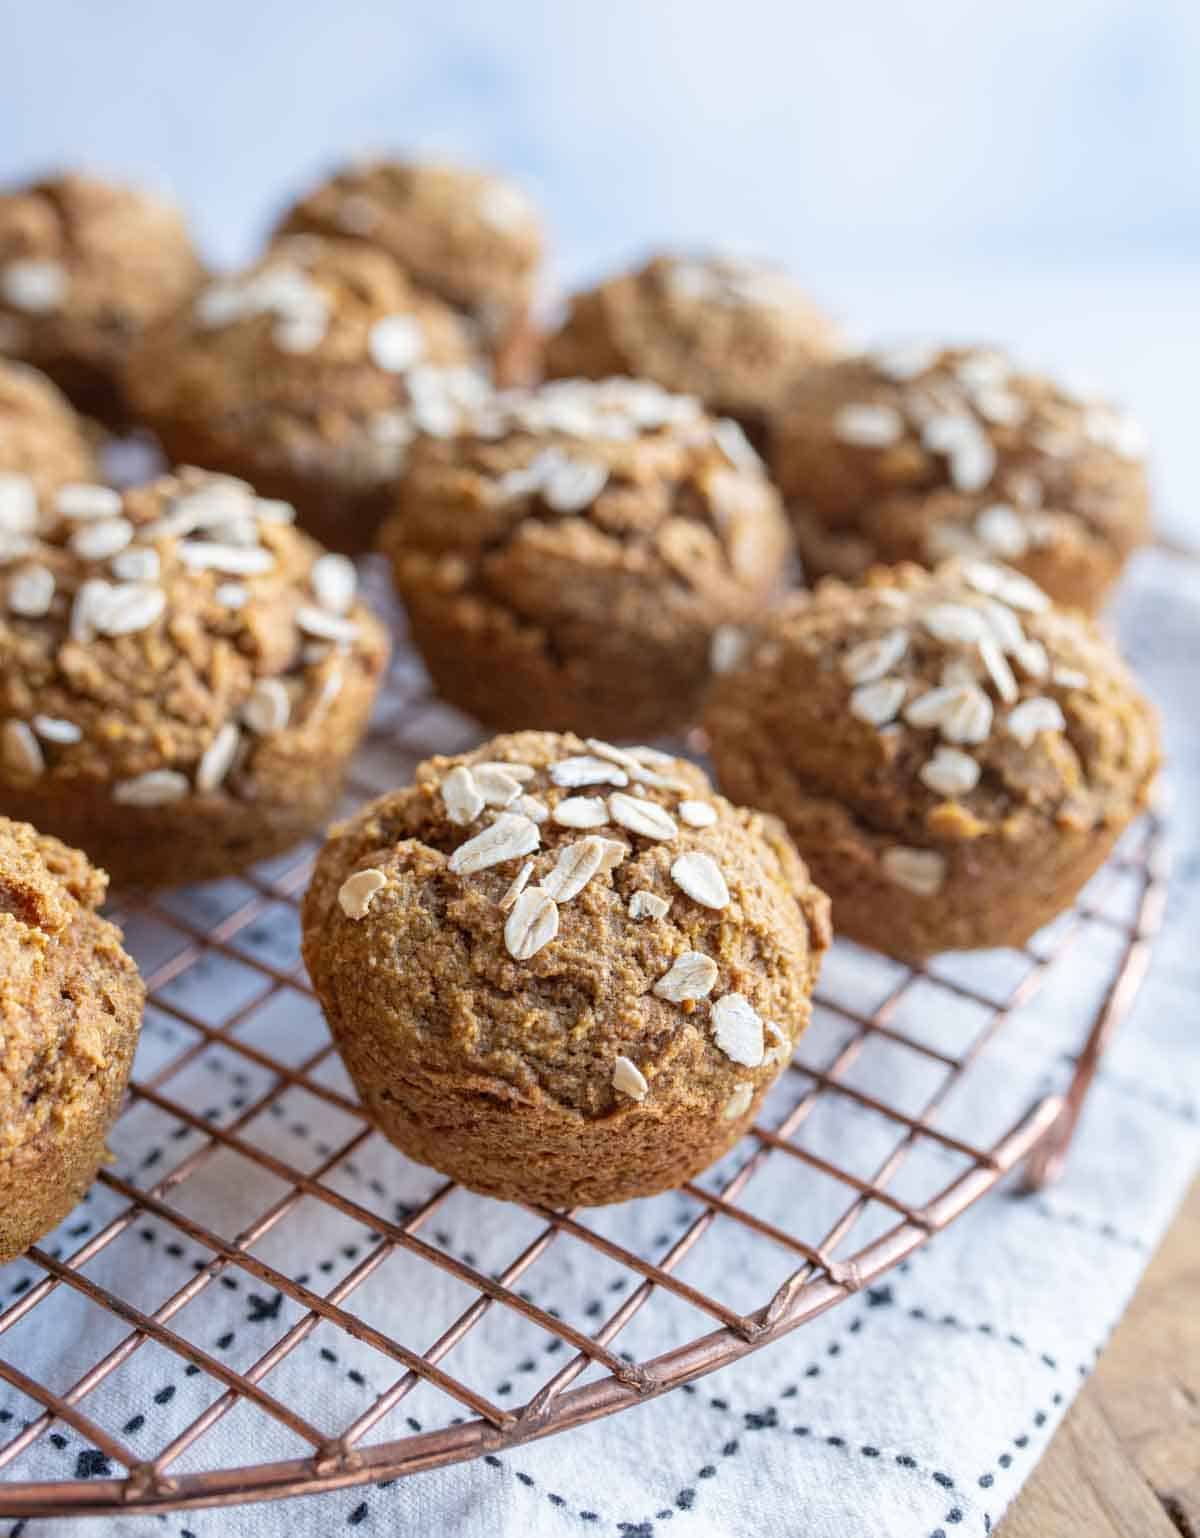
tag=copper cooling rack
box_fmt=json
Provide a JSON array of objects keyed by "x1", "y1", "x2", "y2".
[{"x1": 0, "y1": 606, "x2": 1171, "y2": 1520}]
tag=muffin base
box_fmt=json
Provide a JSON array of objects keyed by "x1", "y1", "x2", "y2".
[
  {"x1": 404, "y1": 600, "x2": 714, "y2": 743},
  {"x1": 0, "y1": 783, "x2": 349, "y2": 889},
  {"x1": 10, "y1": 348, "x2": 130, "y2": 431},
  {"x1": 721, "y1": 786, "x2": 1130, "y2": 961},
  {"x1": 147, "y1": 419, "x2": 394, "y2": 556},
  {"x1": 0, "y1": 852, "x2": 143, "y2": 1264},
  {"x1": 0, "y1": 1061, "x2": 131, "y2": 1263},
  {"x1": 333, "y1": 1037, "x2": 777, "y2": 1207},
  {"x1": 787, "y1": 500, "x2": 1148, "y2": 618}
]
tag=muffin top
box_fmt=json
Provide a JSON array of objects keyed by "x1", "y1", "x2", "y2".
[
  {"x1": 0, "y1": 172, "x2": 202, "y2": 364},
  {"x1": 708, "y1": 559, "x2": 1160, "y2": 882},
  {"x1": 0, "y1": 359, "x2": 98, "y2": 507},
  {"x1": 0, "y1": 466, "x2": 388, "y2": 798},
  {"x1": 126, "y1": 235, "x2": 482, "y2": 483},
  {"x1": 0, "y1": 815, "x2": 143, "y2": 1156},
  {"x1": 770, "y1": 343, "x2": 1150, "y2": 571},
  {"x1": 303, "y1": 730, "x2": 830, "y2": 1118},
  {"x1": 384, "y1": 375, "x2": 791, "y2": 612},
  {"x1": 545, "y1": 252, "x2": 843, "y2": 418},
  {"x1": 274, "y1": 157, "x2": 544, "y2": 335}
]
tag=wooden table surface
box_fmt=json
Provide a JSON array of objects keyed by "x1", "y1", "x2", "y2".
[{"x1": 1001, "y1": 1175, "x2": 1200, "y2": 1536}]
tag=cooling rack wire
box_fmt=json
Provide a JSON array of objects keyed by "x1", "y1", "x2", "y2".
[{"x1": 0, "y1": 582, "x2": 1171, "y2": 1520}]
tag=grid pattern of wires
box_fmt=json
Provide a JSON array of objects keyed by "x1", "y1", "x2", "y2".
[{"x1": 0, "y1": 642, "x2": 1169, "y2": 1520}]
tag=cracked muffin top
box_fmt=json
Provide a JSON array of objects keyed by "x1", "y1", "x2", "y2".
[
  {"x1": 125, "y1": 235, "x2": 483, "y2": 487},
  {"x1": 0, "y1": 359, "x2": 98, "y2": 502},
  {"x1": 545, "y1": 252, "x2": 843, "y2": 421},
  {"x1": 0, "y1": 172, "x2": 202, "y2": 408},
  {"x1": 707, "y1": 558, "x2": 1160, "y2": 855},
  {"x1": 302, "y1": 730, "x2": 830, "y2": 1118},
  {"x1": 382, "y1": 374, "x2": 791, "y2": 620},
  {"x1": 274, "y1": 156, "x2": 544, "y2": 342},
  {"x1": 0, "y1": 466, "x2": 388, "y2": 799},
  {"x1": 0, "y1": 815, "x2": 143, "y2": 1158},
  {"x1": 770, "y1": 343, "x2": 1151, "y2": 610}
]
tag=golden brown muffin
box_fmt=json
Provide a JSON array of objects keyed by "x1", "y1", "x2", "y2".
[
  {"x1": 274, "y1": 157, "x2": 544, "y2": 384},
  {"x1": 302, "y1": 730, "x2": 830, "y2": 1206},
  {"x1": 0, "y1": 466, "x2": 389, "y2": 887},
  {"x1": 0, "y1": 817, "x2": 144, "y2": 1263},
  {"x1": 125, "y1": 235, "x2": 483, "y2": 553},
  {"x1": 0, "y1": 172, "x2": 202, "y2": 425},
  {"x1": 706, "y1": 559, "x2": 1160, "y2": 960},
  {"x1": 379, "y1": 376, "x2": 792, "y2": 740},
  {"x1": 0, "y1": 359, "x2": 99, "y2": 516},
  {"x1": 544, "y1": 252, "x2": 843, "y2": 446},
  {"x1": 770, "y1": 343, "x2": 1151, "y2": 614}
]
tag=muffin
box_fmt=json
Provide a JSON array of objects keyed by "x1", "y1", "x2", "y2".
[
  {"x1": 302, "y1": 730, "x2": 830, "y2": 1206},
  {"x1": 379, "y1": 376, "x2": 792, "y2": 740},
  {"x1": 544, "y1": 252, "x2": 843, "y2": 446},
  {"x1": 770, "y1": 343, "x2": 1151, "y2": 614},
  {"x1": 706, "y1": 559, "x2": 1160, "y2": 960},
  {"x1": 274, "y1": 157, "x2": 544, "y2": 383},
  {"x1": 125, "y1": 235, "x2": 482, "y2": 553},
  {"x1": 0, "y1": 817, "x2": 144, "y2": 1263},
  {"x1": 0, "y1": 466, "x2": 389, "y2": 887},
  {"x1": 0, "y1": 359, "x2": 99, "y2": 518},
  {"x1": 0, "y1": 172, "x2": 202, "y2": 425}
]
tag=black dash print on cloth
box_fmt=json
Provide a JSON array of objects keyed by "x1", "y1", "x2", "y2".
[{"x1": 1018, "y1": 1194, "x2": 1149, "y2": 1252}]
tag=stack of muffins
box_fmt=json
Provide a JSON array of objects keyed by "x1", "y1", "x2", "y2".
[{"x1": 0, "y1": 156, "x2": 1160, "y2": 1248}]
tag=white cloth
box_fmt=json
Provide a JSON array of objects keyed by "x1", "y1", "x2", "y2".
[{"x1": 3, "y1": 548, "x2": 1197, "y2": 1538}]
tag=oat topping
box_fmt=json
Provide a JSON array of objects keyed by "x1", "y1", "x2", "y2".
[
  {"x1": 678, "y1": 799, "x2": 718, "y2": 828},
  {"x1": 56, "y1": 483, "x2": 122, "y2": 521},
  {"x1": 1, "y1": 259, "x2": 68, "y2": 313},
  {"x1": 474, "y1": 760, "x2": 536, "y2": 783},
  {"x1": 448, "y1": 811, "x2": 540, "y2": 873},
  {"x1": 552, "y1": 795, "x2": 609, "y2": 829},
  {"x1": 842, "y1": 628, "x2": 908, "y2": 684},
  {"x1": 961, "y1": 559, "x2": 1049, "y2": 612},
  {"x1": 503, "y1": 886, "x2": 559, "y2": 960},
  {"x1": 2, "y1": 718, "x2": 43, "y2": 776},
  {"x1": 608, "y1": 792, "x2": 677, "y2": 841},
  {"x1": 112, "y1": 769, "x2": 190, "y2": 807},
  {"x1": 710, "y1": 994, "x2": 765, "y2": 1066},
  {"x1": 550, "y1": 755, "x2": 629, "y2": 789},
  {"x1": 338, "y1": 867, "x2": 388, "y2": 918},
  {"x1": 498, "y1": 859, "x2": 534, "y2": 911},
  {"x1": 113, "y1": 548, "x2": 162, "y2": 583},
  {"x1": 721, "y1": 1082, "x2": 754, "y2": 1120},
  {"x1": 670, "y1": 851, "x2": 730, "y2": 909},
  {"x1": 764, "y1": 1020, "x2": 791, "y2": 1067},
  {"x1": 881, "y1": 846, "x2": 946, "y2": 897},
  {"x1": 903, "y1": 682, "x2": 993, "y2": 745},
  {"x1": 832, "y1": 403, "x2": 903, "y2": 448},
  {"x1": 0, "y1": 475, "x2": 37, "y2": 532},
  {"x1": 242, "y1": 678, "x2": 292, "y2": 735},
  {"x1": 628, "y1": 889, "x2": 670, "y2": 921},
  {"x1": 516, "y1": 793, "x2": 549, "y2": 823},
  {"x1": 472, "y1": 763, "x2": 525, "y2": 807},
  {"x1": 442, "y1": 764, "x2": 485, "y2": 825},
  {"x1": 195, "y1": 722, "x2": 242, "y2": 793},
  {"x1": 653, "y1": 950, "x2": 718, "y2": 1003},
  {"x1": 1006, "y1": 696, "x2": 1068, "y2": 746},
  {"x1": 850, "y1": 677, "x2": 907, "y2": 726},
  {"x1": 919, "y1": 745, "x2": 981, "y2": 797},
  {"x1": 7, "y1": 563, "x2": 55, "y2": 617},
  {"x1": 311, "y1": 552, "x2": 357, "y2": 614},
  {"x1": 612, "y1": 1054, "x2": 649, "y2": 1101},
  {"x1": 540, "y1": 836, "x2": 606, "y2": 903},
  {"x1": 710, "y1": 624, "x2": 748, "y2": 676}
]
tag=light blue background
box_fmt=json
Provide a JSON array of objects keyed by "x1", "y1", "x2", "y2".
[{"x1": 4, "y1": 0, "x2": 1198, "y2": 532}]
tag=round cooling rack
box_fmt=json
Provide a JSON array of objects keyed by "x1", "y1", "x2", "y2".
[{"x1": 0, "y1": 620, "x2": 1172, "y2": 1520}]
